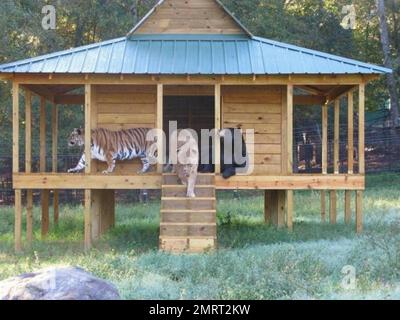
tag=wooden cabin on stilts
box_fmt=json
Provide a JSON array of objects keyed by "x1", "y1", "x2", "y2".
[{"x1": 0, "y1": 0, "x2": 391, "y2": 253}]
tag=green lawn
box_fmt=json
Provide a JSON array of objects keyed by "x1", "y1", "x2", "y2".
[{"x1": 1, "y1": 173, "x2": 400, "y2": 299}]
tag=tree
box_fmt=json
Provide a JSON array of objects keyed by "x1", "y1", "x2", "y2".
[{"x1": 376, "y1": 0, "x2": 399, "y2": 127}]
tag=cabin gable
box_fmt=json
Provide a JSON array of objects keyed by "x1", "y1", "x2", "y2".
[{"x1": 133, "y1": 0, "x2": 246, "y2": 35}]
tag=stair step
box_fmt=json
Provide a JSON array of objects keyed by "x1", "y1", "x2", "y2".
[
  {"x1": 160, "y1": 222, "x2": 216, "y2": 226},
  {"x1": 163, "y1": 173, "x2": 215, "y2": 185},
  {"x1": 161, "y1": 209, "x2": 216, "y2": 223},
  {"x1": 162, "y1": 197, "x2": 215, "y2": 201},
  {"x1": 160, "y1": 224, "x2": 216, "y2": 237},
  {"x1": 161, "y1": 198, "x2": 216, "y2": 210},
  {"x1": 159, "y1": 237, "x2": 216, "y2": 253},
  {"x1": 162, "y1": 185, "x2": 215, "y2": 197}
]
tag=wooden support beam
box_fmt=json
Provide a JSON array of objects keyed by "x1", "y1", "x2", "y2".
[
  {"x1": 356, "y1": 191, "x2": 363, "y2": 233},
  {"x1": 287, "y1": 190, "x2": 294, "y2": 231},
  {"x1": 51, "y1": 102, "x2": 59, "y2": 224},
  {"x1": 26, "y1": 190, "x2": 33, "y2": 246},
  {"x1": 345, "y1": 190, "x2": 352, "y2": 224},
  {"x1": 264, "y1": 191, "x2": 272, "y2": 224},
  {"x1": 54, "y1": 94, "x2": 84, "y2": 105},
  {"x1": 334, "y1": 99, "x2": 340, "y2": 174},
  {"x1": 215, "y1": 84, "x2": 221, "y2": 174},
  {"x1": 329, "y1": 190, "x2": 337, "y2": 224},
  {"x1": 287, "y1": 85, "x2": 294, "y2": 174},
  {"x1": 25, "y1": 90, "x2": 32, "y2": 173},
  {"x1": 12, "y1": 82, "x2": 19, "y2": 174},
  {"x1": 322, "y1": 102, "x2": 328, "y2": 174},
  {"x1": 25, "y1": 90, "x2": 33, "y2": 246},
  {"x1": 91, "y1": 190, "x2": 115, "y2": 241},
  {"x1": 297, "y1": 85, "x2": 326, "y2": 96},
  {"x1": 40, "y1": 97, "x2": 49, "y2": 238},
  {"x1": 264, "y1": 190, "x2": 286, "y2": 228},
  {"x1": 348, "y1": 92, "x2": 354, "y2": 174},
  {"x1": 157, "y1": 84, "x2": 164, "y2": 173},
  {"x1": 358, "y1": 84, "x2": 365, "y2": 174},
  {"x1": 293, "y1": 95, "x2": 326, "y2": 106},
  {"x1": 321, "y1": 190, "x2": 326, "y2": 223},
  {"x1": 40, "y1": 97, "x2": 46, "y2": 172},
  {"x1": 84, "y1": 85, "x2": 92, "y2": 174},
  {"x1": 15, "y1": 190, "x2": 22, "y2": 252},
  {"x1": 84, "y1": 190, "x2": 92, "y2": 251},
  {"x1": 12, "y1": 74, "x2": 379, "y2": 86}
]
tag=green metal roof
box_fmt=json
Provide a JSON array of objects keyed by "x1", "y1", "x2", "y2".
[{"x1": 0, "y1": 34, "x2": 391, "y2": 75}]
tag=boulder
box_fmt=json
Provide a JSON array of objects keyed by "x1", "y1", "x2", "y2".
[{"x1": 0, "y1": 266, "x2": 120, "y2": 300}]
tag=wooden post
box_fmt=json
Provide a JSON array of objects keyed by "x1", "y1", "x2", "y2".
[
  {"x1": 347, "y1": 92, "x2": 354, "y2": 174},
  {"x1": 356, "y1": 190, "x2": 363, "y2": 233},
  {"x1": 356, "y1": 84, "x2": 365, "y2": 233},
  {"x1": 15, "y1": 190, "x2": 22, "y2": 252},
  {"x1": 286, "y1": 85, "x2": 294, "y2": 231},
  {"x1": 287, "y1": 190, "x2": 294, "y2": 231},
  {"x1": 345, "y1": 190, "x2": 352, "y2": 224},
  {"x1": 322, "y1": 102, "x2": 328, "y2": 174},
  {"x1": 40, "y1": 97, "x2": 49, "y2": 238},
  {"x1": 264, "y1": 190, "x2": 286, "y2": 228},
  {"x1": 321, "y1": 101, "x2": 328, "y2": 223},
  {"x1": 84, "y1": 84, "x2": 92, "y2": 251},
  {"x1": 51, "y1": 102, "x2": 59, "y2": 224},
  {"x1": 334, "y1": 99, "x2": 340, "y2": 174},
  {"x1": 157, "y1": 84, "x2": 163, "y2": 173},
  {"x1": 329, "y1": 190, "x2": 337, "y2": 224},
  {"x1": 84, "y1": 85, "x2": 92, "y2": 174},
  {"x1": 215, "y1": 84, "x2": 221, "y2": 174},
  {"x1": 358, "y1": 84, "x2": 365, "y2": 175},
  {"x1": 321, "y1": 190, "x2": 326, "y2": 223},
  {"x1": 84, "y1": 190, "x2": 92, "y2": 251},
  {"x1": 91, "y1": 190, "x2": 115, "y2": 241},
  {"x1": 346, "y1": 91, "x2": 355, "y2": 226},
  {"x1": 13, "y1": 82, "x2": 22, "y2": 252},
  {"x1": 287, "y1": 85, "x2": 293, "y2": 174},
  {"x1": 25, "y1": 90, "x2": 33, "y2": 245}
]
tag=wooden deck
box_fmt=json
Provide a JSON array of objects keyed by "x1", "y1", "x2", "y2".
[{"x1": 13, "y1": 173, "x2": 365, "y2": 190}]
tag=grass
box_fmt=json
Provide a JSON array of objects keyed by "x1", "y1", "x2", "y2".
[{"x1": 1, "y1": 173, "x2": 400, "y2": 300}]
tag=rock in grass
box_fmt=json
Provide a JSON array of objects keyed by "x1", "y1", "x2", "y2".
[{"x1": 0, "y1": 266, "x2": 120, "y2": 300}]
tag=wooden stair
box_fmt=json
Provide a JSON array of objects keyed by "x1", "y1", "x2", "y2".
[{"x1": 160, "y1": 173, "x2": 217, "y2": 253}]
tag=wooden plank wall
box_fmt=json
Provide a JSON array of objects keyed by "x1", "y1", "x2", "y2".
[
  {"x1": 93, "y1": 85, "x2": 157, "y2": 174},
  {"x1": 135, "y1": 0, "x2": 244, "y2": 34},
  {"x1": 222, "y1": 86, "x2": 283, "y2": 175}
]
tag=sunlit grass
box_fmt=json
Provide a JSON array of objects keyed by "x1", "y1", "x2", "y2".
[{"x1": 0, "y1": 173, "x2": 400, "y2": 299}]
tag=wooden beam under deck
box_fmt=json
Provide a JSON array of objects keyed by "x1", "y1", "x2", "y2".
[
  {"x1": 10, "y1": 74, "x2": 379, "y2": 86},
  {"x1": 13, "y1": 173, "x2": 365, "y2": 190}
]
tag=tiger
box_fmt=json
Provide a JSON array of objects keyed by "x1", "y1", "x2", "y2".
[{"x1": 67, "y1": 128, "x2": 158, "y2": 174}]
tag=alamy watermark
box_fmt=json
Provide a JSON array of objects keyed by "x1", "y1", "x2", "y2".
[
  {"x1": 341, "y1": 265, "x2": 357, "y2": 290},
  {"x1": 341, "y1": 4, "x2": 357, "y2": 30},
  {"x1": 42, "y1": 5, "x2": 56, "y2": 30}
]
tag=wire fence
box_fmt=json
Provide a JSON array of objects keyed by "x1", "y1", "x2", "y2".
[{"x1": 1, "y1": 123, "x2": 399, "y2": 206}]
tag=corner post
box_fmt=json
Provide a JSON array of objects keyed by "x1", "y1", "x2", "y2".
[
  {"x1": 51, "y1": 101, "x2": 59, "y2": 225},
  {"x1": 321, "y1": 101, "x2": 328, "y2": 222},
  {"x1": 157, "y1": 84, "x2": 164, "y2": 173},
  {"x1": 25, "y1": 89, "x2": 33, "y2": 246},
  {"x1": 84, "y1": 84, "x2": 92, "y2": 251},
  {"x1": 330, "y1": 99, "x2": 340, "y2": 224},
  {"x1": 345, "y1": 90, "x2": 355, "y2": 223},
  {"x1": 40, "y1": 96, "x2": 49, "y2": 238},
  {"x1": 13, "y1": 82, "x2": 22, "y2": 252},
  {"x1": 215, "y1": 84, "x2": 221, "y2": 174},
  {"x1": 286, "y1": 84, "x2": 294, "y2": 230},
  {"x1": 356, "y1": 83, "x2": 365, "y2": 233}
]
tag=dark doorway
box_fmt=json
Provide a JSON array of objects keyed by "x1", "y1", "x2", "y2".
[{"x1": 163, "y1": 96, "x2": 215, "y2": 167}]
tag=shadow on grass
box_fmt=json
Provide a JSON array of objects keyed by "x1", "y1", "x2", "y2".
[{"x1": 218, "y1": 221, "x2": 358, "y2": 249}]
